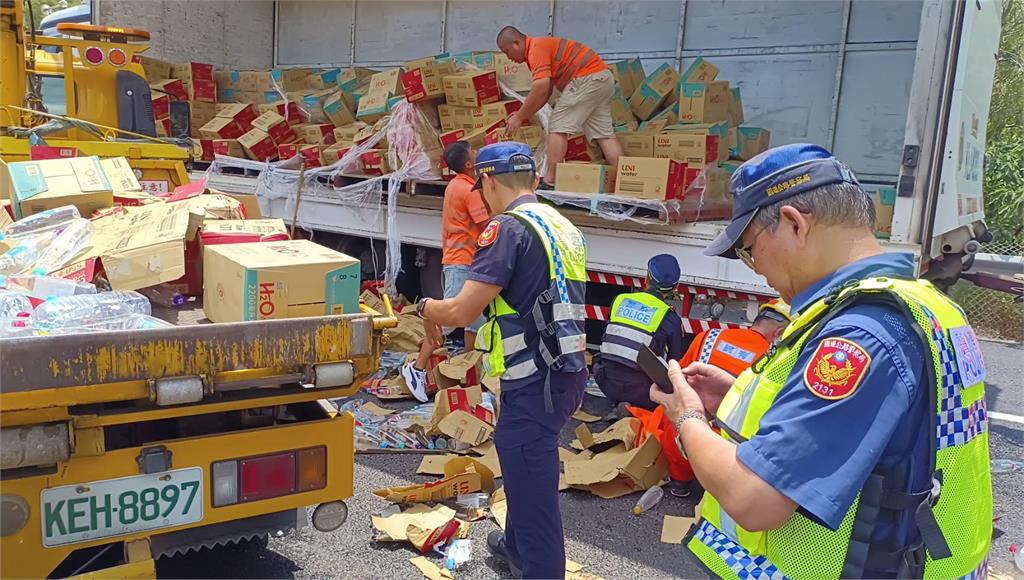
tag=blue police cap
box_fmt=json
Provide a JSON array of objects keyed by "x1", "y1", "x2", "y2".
[
  {"x1": 648, "y1": 254, "x2": 680, "y2": 290},
  {"x1": 704, "y1": 143, "x2": 861, "y2": 259},
  {"x1": 473, "y1": 142, "x2": 537, "y2": 190}
]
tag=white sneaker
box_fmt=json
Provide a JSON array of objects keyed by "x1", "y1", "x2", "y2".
[{"x1": 402, "y1": 362, "x2": 429, "y2": 403}]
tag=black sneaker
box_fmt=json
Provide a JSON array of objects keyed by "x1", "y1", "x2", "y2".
[
  {"x1": 487, "y1": 530, "x2": 523, "y2": 578},
  {"x1": 537, "y1": 181, "x2": 555, "y2": 191},
  {"x1": 668, "y1": 479, "x2": 694, "y2": 498}
]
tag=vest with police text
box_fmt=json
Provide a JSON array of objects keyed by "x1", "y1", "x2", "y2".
[{"x1": 600, "y1": 291, "x2": 672, "y2": 368}]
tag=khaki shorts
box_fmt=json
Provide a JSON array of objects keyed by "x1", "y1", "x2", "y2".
[{"x1": 549, "y1": 69, "x2": 615, "y2": 141}]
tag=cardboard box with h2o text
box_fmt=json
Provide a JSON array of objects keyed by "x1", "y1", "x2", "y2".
[
  {"x1": 680, "y1": 57, "x2": 720, "y2": 83},
  {"x1": 203, "y1": 239, "x2": 361, "y2": 323},
  {"x1": 1, "y1": 156, "x2": 140, "y2": 219},
  {"x1": 401, "y1": 61, "x2": 457, "y2": 103}
]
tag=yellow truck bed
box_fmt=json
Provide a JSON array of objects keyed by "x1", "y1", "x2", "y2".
[{"x1": 0, "y1": 303, "x2": 395, "y2": 578}]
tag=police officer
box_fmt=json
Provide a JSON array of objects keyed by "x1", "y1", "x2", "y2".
[
  {"x1": 651, "y1": 144, "x2": 991, "y2": 579},
  {"x1": 418, "y1": 142, "x2": 587, "y2": 579},
  {"x1": 594, "y1": 254, "x2": 685, "y2": 412},
  {"x1": 679, "y1": 299, "x2": 791, "y2": 377}
]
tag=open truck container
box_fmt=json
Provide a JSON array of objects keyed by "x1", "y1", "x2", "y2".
[
  {"x1": 0, "y1": 300, "x2": 397, "y2": 578},
  {"x1": 193, "y1": 0, "x2": 1002, "y2": 335}
]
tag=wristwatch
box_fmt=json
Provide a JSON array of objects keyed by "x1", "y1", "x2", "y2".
[
  {"x1": 416, "y1": 297, "x2": 430, "y2": 318},
  {"x1": 675, "y1": 409, "x2": 709, "y2": 459}
]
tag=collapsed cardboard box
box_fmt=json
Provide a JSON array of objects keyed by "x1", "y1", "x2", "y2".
[
  {"x1": 203, "y1": 239, "x2": 361, "y2": 322},
  {"x1": 565, "y1": 419, "x2": 669, "y2": 499},
  {"x1": 373, "y1": 457, "x2": 495, "y2": 503},
  {"x1": 555, "y1": 162, "x2": 616, "y2": 194}
]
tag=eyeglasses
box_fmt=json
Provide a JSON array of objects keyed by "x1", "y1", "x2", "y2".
[{"x1": 735, "y1": 225, "x2": 770, "y2": 270}]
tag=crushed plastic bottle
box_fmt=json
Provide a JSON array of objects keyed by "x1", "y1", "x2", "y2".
[
  {"x1": 456, "y1": 493, "x2": 489, "y2": 509},
  {"x1": 633, "y1": 484, "x2": 664, "y2": 515},
  {"x1": 991, "y1": 459, "x2": 1024, "y2": 473},
  {"x1": 32, "y1": 218, "x2": 94, "y2": 275},
  {"x1": 0, "y1": 236, "x2": 50, "y2": 275},
  {"x1": 1011, "y1": 544, "x2": 1024, "y2": 573},
  {"x1": 140, "y1": 283, "x2": 187, "y2": 308},
  {"x1": 31, "y1": 291, "x2": 151, "y2": 330},
  {"x1": 442, "y1": 539, "x2": 472, "y2": 570},
  {"x1": 2, "y1": 205, "x2": 80, "y2": 239},
  {"x1": 46, "y1": 314, "x2": 174, "y2": 335},
  {"x1": 0, "y1": 290, "x2": 32, "y2": 318},
  {"x1": 0, "y1": 274, "x2": 96, "y2": 299}
]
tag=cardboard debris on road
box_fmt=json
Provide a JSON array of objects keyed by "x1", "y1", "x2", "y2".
[
  {"x1": 490, "y1": 487, "x2": 507, "y2": 530},
  {"x1": 565, "y1": 419, "x2": 668, "y2": 499},
  {"x1": 371, "y1": 504, "x2": 456, "y2": 542},
  {"x1": 572, "y1": 410, "x2": 602, "y2": 423},
  {"x1": 374, "y1": 457, "x2": 495, "y2": 503},
  {"x1": 389, "y1": 312, "x2": 429, "y2": 352},
  {"x1": 409, "y1": 557, "x2": 454, "y2": 580},
  {"x1": 361, "y1": 402, "x2": 396, "y2": 416},
  {"x1": 661, "y1": 515, "x2": 698, "y2": 544}
]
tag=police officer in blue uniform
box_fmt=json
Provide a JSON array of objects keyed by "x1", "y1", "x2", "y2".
[
  {"x1": 651, "y1": 144, "x2": 991, "y2": 578},
  {"x1": 418, "y1": 142, "x2": 588, "y2": 579},
  {"x1": 594, "y1": 254, "x2": 686, "y2": 412}
]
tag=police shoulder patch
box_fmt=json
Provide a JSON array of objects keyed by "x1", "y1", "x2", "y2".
[
  {"x1": 803, "y1": 337, "x2": 872, "y2": 400},
  {"x1": 477, "y1": 219, "x2": 500, "y2": 247}
]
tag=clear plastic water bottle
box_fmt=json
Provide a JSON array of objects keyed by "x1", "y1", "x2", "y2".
[
  {"x1": 0, "y1": 236, "x2": 50, "y2": 275},
  {"x1": 31, "y1": 291, "x2": 152, "y2": 330},
  {"x1": 633, "y1": 484, "x2": 664, "y2": 515},
  {"x1": 0, "y1": 290, "x2": 32, "y2": 318},
  {"x1": 2, "y1": 205, "x2": 80, "y2": 239},
  {"x1": 0, "y1": 274, "x2": 96, "y2": 299},
  {"x1": 140, "y1": 283, "x2": 187, "y2": 308},
  {"x1": 32, "y1": 218, "x2": 94, "y2": 275},
  {"x1": 1011, "y1": 544, "x2": 1024, "y2": 574},
  {"x1": 991, "y1": 459, "x2": 1024, "y2": 473}
]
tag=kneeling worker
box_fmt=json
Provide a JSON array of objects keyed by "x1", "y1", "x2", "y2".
[
  {"x1": 594, "y1": 254, "x2": 685, "y2": 411},
  {"x1": 403, "y1": 141, "x2": 489, "y2": 401},
  {"x1": 679, "y1": 298, "x2": 792, "y2": 376},
  {"x1": 417, "y1": 142, "x2": 588, "y2": 579}
]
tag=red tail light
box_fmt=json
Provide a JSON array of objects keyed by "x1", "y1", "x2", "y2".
[
  {"x1": 240, "y1": 453, "x2": 296, "y2": 502},
  {"x1": 213, "y1": 446, "x2": 327, "y2": 507}
]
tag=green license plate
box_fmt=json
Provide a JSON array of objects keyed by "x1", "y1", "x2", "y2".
[{"x1": 41, "y1": 467, "x2": 203, "y2": 547}]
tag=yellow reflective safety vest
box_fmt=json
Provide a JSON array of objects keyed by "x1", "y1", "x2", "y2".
[
  {"x1": 475, "y1": 203, "x2": 588, "y2": 394},
  {"x1": 599, "y1": 291, "x2": 672, "y2": 368},
  {"x1": 687, "y1": 277, "x2": 992, "y2": 579}
]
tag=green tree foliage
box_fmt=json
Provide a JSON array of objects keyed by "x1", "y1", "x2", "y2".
[
  {"x1": 985, "y1": 0, "x2": 1024, "y2": 243},
  {"x1": 23, "y1": 0, "x2": 85, "y2": 32}
]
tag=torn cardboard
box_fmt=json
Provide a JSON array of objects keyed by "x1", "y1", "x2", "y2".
[
  {"x1": 409, "y1": 557, "x2": 454, "y2": 580},
  {"x1": 374, "y1": 457, "x2": 494, "y2": 503},
  {"x1": 661, "y1": 514, "x2": 699, "y2": 544},
  {"x1": 371, "y1": 504, "x2": 456, "y2": 542},
  {"x1": 490, "y1": 487, "x2": 507, "y2": 530},
  {"x1": 564, "y1": 437, "x2": 668, "y2": 499}
]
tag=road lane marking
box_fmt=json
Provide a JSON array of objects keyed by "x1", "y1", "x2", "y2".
[{"x1": 988, "y1": 411, "x2": 1024, "y2": 425}]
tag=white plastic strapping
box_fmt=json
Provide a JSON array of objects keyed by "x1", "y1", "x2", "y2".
[{"x1": 206, "y1": 100, "x2": 442, "y2": 297}]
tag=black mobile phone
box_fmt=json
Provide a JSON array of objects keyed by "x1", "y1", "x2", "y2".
[{"x1": 637, "y1": 344, "x2": 674, "y2": 394}]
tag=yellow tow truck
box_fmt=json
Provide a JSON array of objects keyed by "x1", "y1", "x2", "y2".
[
  {"x1": 0, "y1": 0, "x2": 189, "y2": 190},
  {"x1": 0, "y1": 299, "x2": 396, "y2": 577}
]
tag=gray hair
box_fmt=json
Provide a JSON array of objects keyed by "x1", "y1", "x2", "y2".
[{"x1": 749, "y1": 182, "x2": 875, "y2": 232}]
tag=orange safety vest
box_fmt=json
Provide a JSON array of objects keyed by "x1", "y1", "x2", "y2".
[{"x1": 679, "y1": 327, "x2": 770, "y2": 377}]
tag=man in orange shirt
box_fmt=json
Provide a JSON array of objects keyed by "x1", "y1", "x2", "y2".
[
  {"x1": 497, "y1": 26, "x2": 623, "y2": 189},
  {"x1": 402, "y1": 141, "x2": 490, "y2": 402}
]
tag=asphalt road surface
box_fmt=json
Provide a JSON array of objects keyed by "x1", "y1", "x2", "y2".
[{"x1": 159, "y1": 340, "x2": 1024, "y2": 579}]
